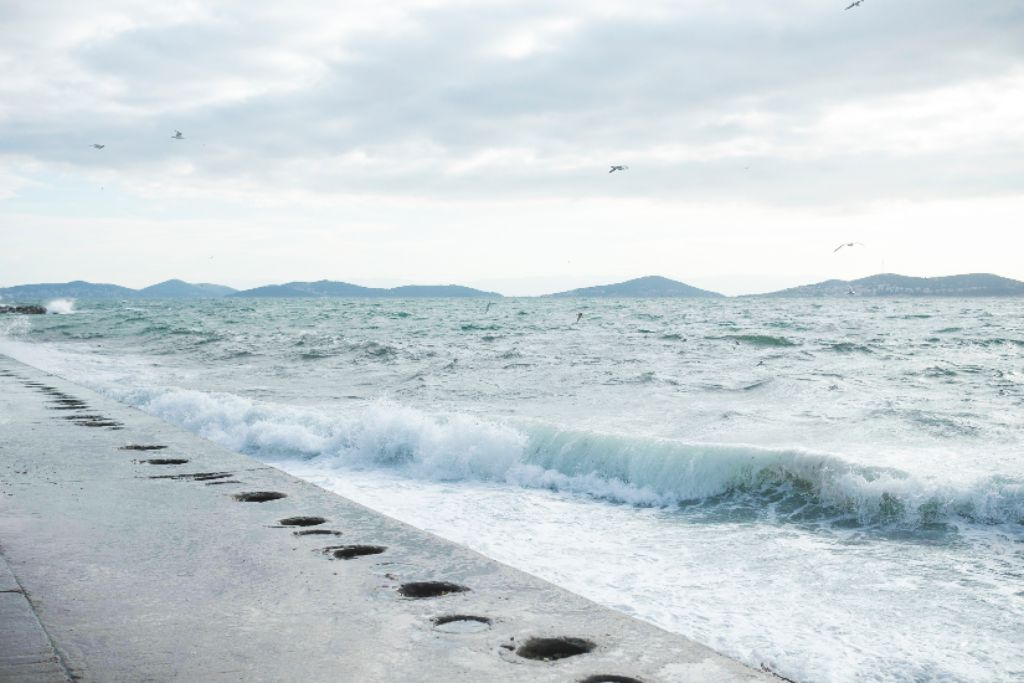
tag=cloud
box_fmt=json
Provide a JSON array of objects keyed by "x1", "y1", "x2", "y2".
[{"x1": 1, "y1": 0, "x2": 1023, "y2": 289}]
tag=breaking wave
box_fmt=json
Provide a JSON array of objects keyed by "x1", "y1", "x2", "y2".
[
  {"x1": 106, "y1": 385, "x2": 1023, "y2": 528},
  {"x1": 45, "y1": 298, "x2": 75, "y2": 315}
]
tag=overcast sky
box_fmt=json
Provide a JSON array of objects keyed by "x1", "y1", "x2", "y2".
[{"x1": 1, "y1": 0, "x2": 1022, "y2": 295}]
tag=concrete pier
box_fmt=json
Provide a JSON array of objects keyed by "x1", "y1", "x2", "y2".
[{"x1": 0, "y1": 355, "x2": 771, "y2": 682}]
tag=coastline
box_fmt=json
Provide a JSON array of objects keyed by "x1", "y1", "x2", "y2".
[{"x1": 0, "y1": 354, "x2": 770, "y2": 682}]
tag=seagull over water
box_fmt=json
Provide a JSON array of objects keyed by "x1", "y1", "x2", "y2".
[
  {"x1": 91, "y1": 143, "x2": 105, "y2": 149},
  {"x1": 834, "y1": 241, "x2": 865, "y2": 253},
  {"x1": 845, "y1": 0, "x2": 864, "y2": 9},
  {"x1": 171, "y1": 130, "x2": 184, "y2": 140},
  {"x1": 609, "y1": 165, "x2": 629, "y2": 173}
]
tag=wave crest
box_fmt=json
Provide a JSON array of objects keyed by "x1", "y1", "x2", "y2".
[{"x1": 108, "y1": 386, "x2": 1024, "y2": 528}]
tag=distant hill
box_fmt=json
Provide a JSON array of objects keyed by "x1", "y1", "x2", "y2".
[
  {"x1": 137, "y1": 279, "x2": 237, "y2": 299},
  {"x1": 0, "y1": 280, "x2": 137, "y2": 300},
  {"x1": 231, "y1": 280, "x2": 500, "y2": 298},
  {"x1": 547, "y1": 276, "x2": 723, "y2": 298},
  {"x1": 388, "y1": 285, "x2": 497, "y2": 298},
  {"x1": 0, "y1": 279, "x2": 235, "y2": 301},
  {"x1": 759, "y1": 273, "x2": 1024, "y2": 298}
]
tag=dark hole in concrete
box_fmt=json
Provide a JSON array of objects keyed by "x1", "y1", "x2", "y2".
[
  {"x1": 432, "y1": 615, "x2": 492, "y2": 633},
  {"x1": 120, "y1": 444, "x2": 168, "y2": 451},
  {"x1": 279, "y1": 516, "x2": 327, "y2": 527},
  {"x1": 398, "y1": 581, "x2": 469, "y2": 599},
  {"x1": 148, "y1": 471, "x2": 232, "y2": 481},
  {"x1": 234, "y1": 491, "x2": 287, "y2": 502},
  {"x1": 48, "y1": 405, "x2": 91, "y2": 410},
  {"x1": 331, "y1": 545, "x2": 386, "y2": 560},
  {"x1": 205, "y1": 480, "x2": 242, "y2": 485},
  {"x1": 51, "y1": 399, "x2": 87, "y2": 405},
  {"x1": 74, "y1": 420, "x2": 122, "y2": 427},
  {"x1": 579, "y1": 676, "x2": 643, "y2": 683},
  {"x1": 433, "y1": 614, "x2": 491, "y2": 626},
  {"x1": 516, "y1": 637, "x2": 596, "y2": 662},
  {"x1": 293, "y1": 529, "x2": 341, "y2": 536},
  {"x1": 141, "y1": 458, "x2": 189, "y2": 465},
  {"x1": 58, "y1": 414, "x2": 105, "y2": 420}
]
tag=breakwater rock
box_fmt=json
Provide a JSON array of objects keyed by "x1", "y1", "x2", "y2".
[{"x1": 0, "y1": 304, "x2": 46, "y2": 314}]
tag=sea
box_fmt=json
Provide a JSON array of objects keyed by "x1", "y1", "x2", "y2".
[{"x1": 1, "y1": 296, "x2": 1021, "y2": 682}]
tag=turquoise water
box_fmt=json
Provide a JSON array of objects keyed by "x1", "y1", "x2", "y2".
[{"x1": 1, "y1": 297, "x2": 1022, "y2": 681}]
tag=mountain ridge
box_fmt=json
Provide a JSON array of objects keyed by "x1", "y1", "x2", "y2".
[
  {"x1": 547, "y1": 275, "x2": 724, "y2": 298},
  {"x1": 3, "y1": 273, "x2": 1024, "y2": 300},
  {"x1": 138, "y1": 279, "x2": 238, "y2": 299},
  {"x1": 755, "y1": 273, "x2": 1024, "y2": 298},
  {"x1": 229, "y1": 280, "x2": 501, "y2": 298}
]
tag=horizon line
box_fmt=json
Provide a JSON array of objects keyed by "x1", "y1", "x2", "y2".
[{"x1": 2, "y1": 271, "x2": 1022, "y2": 300}]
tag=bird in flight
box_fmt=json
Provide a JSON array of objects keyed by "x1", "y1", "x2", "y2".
[
  {"x1": 834, "y1": 241, "x2": 864, "y2": 253},
  {"x1": 171, "y1": 130, "x2": 185, "y2": 140},
  {"x1": 91, "y1": 143, "x2": 105, "y2": 150},
  {"x1": 609, "y1": 165, "x2": 629, "y2": 173},
  {"x1": 485, "y1": 302, "x2": 494, "y2": 313},
  {"x1": 575, "y1": 312, "x2": 583, "y2": 324},
  {"x1": 845, "y1": 0, "x2": 864, "y2": 9}
]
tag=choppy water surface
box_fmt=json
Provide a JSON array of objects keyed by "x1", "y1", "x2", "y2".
[{"x1": 1, "y1": 297, "x2": 1022, "y2": 682}]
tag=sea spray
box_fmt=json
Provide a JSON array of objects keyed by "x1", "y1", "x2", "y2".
[
  {"x1": 45, "y1": 298, "x2": 75, "y2": 315},
  {"x1": 104, "y1": 384, "x2": 1024, "y2": 527}
]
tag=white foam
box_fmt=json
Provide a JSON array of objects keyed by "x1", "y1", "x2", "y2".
[
  {"x1": 86, "y1": 382, "x2": 1024, "y2": 526},
  {"x1": 45, "y1": 298, "x2": 75, "y2": 314}
]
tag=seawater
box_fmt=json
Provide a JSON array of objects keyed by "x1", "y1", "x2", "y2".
[{"x1": 1, "y1": 297, "x2": 1022, "y2": 682}]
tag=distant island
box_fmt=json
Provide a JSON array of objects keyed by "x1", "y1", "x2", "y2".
[
  {"x1": 547, "y1": 276, "x2": 723, "y2": 298},
  {"x1": 230, "y1": 281, "x2": 499, "y2": 298},
  {"x1": 0, "y1": 279, "x2": 237, "y2": 301},
  {"x1": 0, "y1": 279, "x2": 499, "y2": 301},
  {"x1": 757, "y1": 273, "x2": 1024, "y2": 298},
  {"x1": 3, "y1": 273, "x2": 1024, "y2": 302},
  {"x1": 139, "y1": 280, "x2": 237, "y2": 299}
]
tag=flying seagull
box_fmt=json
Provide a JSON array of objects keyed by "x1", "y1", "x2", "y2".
[
  {"x1": 575, "y1": 312, "x2": 583, "y2": 324},
  {"x1": 845, "y1": 0, "x2": 864, "y2": 9},
  {"x1": 609, "y1": 165, "x2": 629, "y2": 173},
  {"x1": 91, "y1": 143, "x2": 105, "y2": 150},
  {"x1": 833, "y1": 241, "x2": 864, "y2": 253},
  {"x1": 171, "y1": 130, "x2": 184, "y2": 140}
]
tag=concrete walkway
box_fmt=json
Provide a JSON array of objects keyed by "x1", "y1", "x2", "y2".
[{"x1": 0, "y1": 355, "x2": 771, "y2": 682}]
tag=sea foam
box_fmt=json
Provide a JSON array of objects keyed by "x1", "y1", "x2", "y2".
[
  {"x1": 45, "y1": 298, "x2": 75, "y2": 315},
  {"x1": 108, "y1": 384, "x2": 1023, "y2": 527}
]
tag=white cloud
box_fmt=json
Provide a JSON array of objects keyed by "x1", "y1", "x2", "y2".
[{"x1": 1, "y1": 0, "x2": 1023, "y2": 290}]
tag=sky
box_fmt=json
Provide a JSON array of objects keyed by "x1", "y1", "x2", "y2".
[{"x1": 1, "y1": 0, "x2": 1023, "y2": 295}]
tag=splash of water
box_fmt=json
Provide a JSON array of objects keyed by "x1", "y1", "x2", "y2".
[{"x1": 45, "y1": 298, "x2": 75, "y2": 315}]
